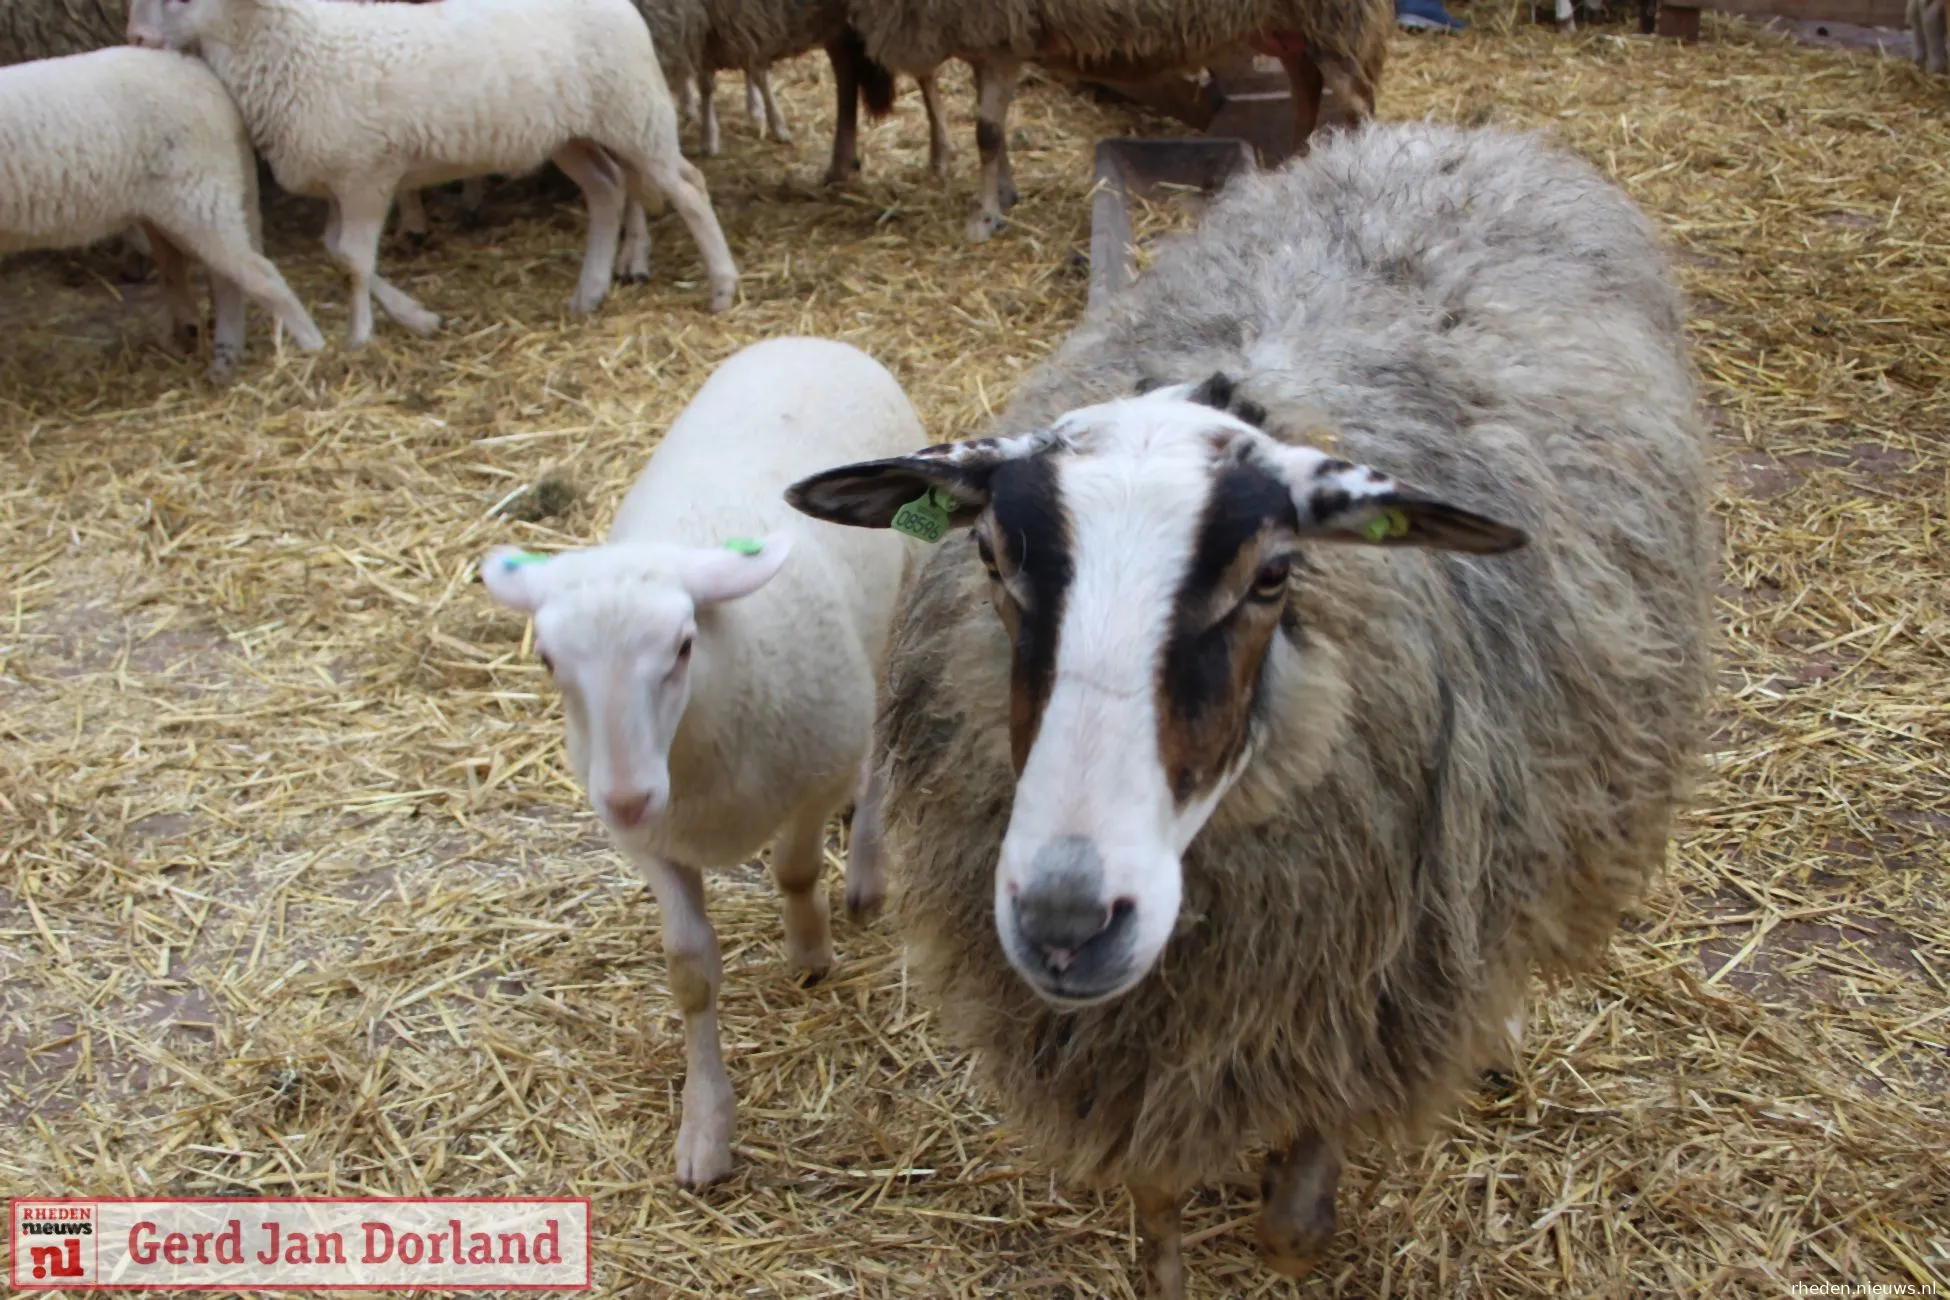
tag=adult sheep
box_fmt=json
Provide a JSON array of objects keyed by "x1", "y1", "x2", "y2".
[
  {"x1": 786, "y1": 122, "x2": 1712, "y2": 1295},
  {"x1": 128, "y1": 0, "x2": 740, "y2": 343},
  {"x1": 846, "y1": 0, "x2": 1390, "y2": 240},
  {"x1": 1, "y1": 46, "x2": 325, "y2": 380},
  {"x1": 480, "y1": 337, "x2": 925, "y2": 1188}
]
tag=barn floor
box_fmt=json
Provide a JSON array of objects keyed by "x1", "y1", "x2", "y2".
[{"x1": 3, "y1": 10, "x2": 1947, "y2": 1296}]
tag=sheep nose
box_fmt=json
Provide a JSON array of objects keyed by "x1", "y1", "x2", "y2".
[
  {"x1": 1012, "y1": 835, "x2": 1126, "y2": 972},
  {"x1": 605, "y1": 789, "x2": 656, "y2": 829}
]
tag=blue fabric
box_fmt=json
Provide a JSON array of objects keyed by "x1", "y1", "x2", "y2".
[{"x1": 1397, "y1": 0, "x2": 1468, "y2": 29}]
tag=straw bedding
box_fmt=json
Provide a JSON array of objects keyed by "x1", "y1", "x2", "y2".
[{"x1": 2, "y1": 11, "x2": 1947, "y2": 1295}]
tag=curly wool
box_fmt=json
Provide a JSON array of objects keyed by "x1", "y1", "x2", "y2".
[{"x1": 880, "y1": 123, "x2": 1714, "y2": 1193}]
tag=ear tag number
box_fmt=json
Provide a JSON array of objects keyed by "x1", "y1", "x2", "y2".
[
  {"x1": 722, "y1": 537, "x2": 764, "y2": 555},
  {"x1": 891, "y1": 486, "x2": 957, "y2": 543},
  {"x1": 501, "y1": 550, "x2": 551, "y2": 571},
  {"x1": 1360, "y1": 508, "x2": 1411, "y2": 543}
]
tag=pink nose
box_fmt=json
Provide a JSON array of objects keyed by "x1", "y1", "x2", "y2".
[{"x1": 605, "y1": 790, "x2": 656, "y2": 828}]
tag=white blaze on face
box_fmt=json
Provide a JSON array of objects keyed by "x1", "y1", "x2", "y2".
[{"x1": 993, "y1": 401, "x2": 1263, "y2": 1006}]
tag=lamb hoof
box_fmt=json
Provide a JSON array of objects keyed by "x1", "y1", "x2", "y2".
[
  {"x1": 964, "y1": 210, "x2": 1005, "y2": 243},
  {"x1": 614, "y1": 268, "x2": 650, "y2": 285},
  {"x1": 404, "y1": 230, "x2": 430, "y2": 253},
  {"x1": 823, "y1": 160, "x2": 862, "y2": 186},
  {"x1": 706, "y1": 283, "x2": 736, "y2": 314},
  {"x1": 566, "y1": 289, "x2": 608, "y2": 317},
  {"x1": 204, "y1": 348, "x2": 241, "y2": 385},
  {"x1": 1479, "y1": 1066, "x2": 1519, "y2": 1098},
  {"x1": 674, "y1": 1131, "x2": 733, "y2": 1190}
]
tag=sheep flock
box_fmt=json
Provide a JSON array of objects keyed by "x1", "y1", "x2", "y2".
[{"x1": 4, "y1": 1, "x2": 1947, "y2": 1298}]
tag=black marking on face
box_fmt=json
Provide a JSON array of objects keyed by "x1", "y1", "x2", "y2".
[
  {"x1": 1157, "y1": 460, "x2": 1299, "y2": 806},
  {"x1": 987, "y1": 454, "x2": 1073, "y2": 772}
]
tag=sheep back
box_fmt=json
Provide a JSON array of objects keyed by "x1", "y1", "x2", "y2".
[
  {"x1": 849, "y1": 0, "x2": 1388, "y2": 92},
  {"x1": 699, "y1": 0, "x2": 847, "y2": 72},
  {"x1": 607, "y1": 337, "x2": 927, "y2": 867},
  {"x1": 0, "y1": 0, "x2": 128, "y2": 64},
  {"x1": 879, "y1": 123, "x2": 1713, "y2": 1192}
]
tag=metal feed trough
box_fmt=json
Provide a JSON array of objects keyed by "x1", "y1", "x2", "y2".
[{"x1": 1087, "y1": 136, "x2": 1257, "y2": 310}]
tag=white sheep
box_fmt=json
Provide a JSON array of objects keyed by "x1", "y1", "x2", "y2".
[
  {"x1": 127, "y1": 0, "x2": 740, "y2": 345},
  {"x1": 787, "y1": 123, "x2": 1712, "y2": 1295},
  {"x1": 0, "y1": 46, "x2": 325, "y2": 380},
  {"x1": 479, "y1": 337, "x2": 925, "y2": 1187}
]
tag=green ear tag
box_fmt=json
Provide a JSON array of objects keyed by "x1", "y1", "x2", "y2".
[
  {"x1": 890, "y1": 486, "x2": 957, "y2": 543},
  {"x1": 722, "y1": 536, "x2": 764, "y2": 556},
  {"x1": 1360, "y1": 508, "x2": 1411, "y2": 543},
  {"x1": 501, "y1": 550, "x2": 550, "y2": 571}
]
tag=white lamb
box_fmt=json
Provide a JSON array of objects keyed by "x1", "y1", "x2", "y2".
[
  {"x1": 478, "y1": 337, "x2": 924, "y2": 1187},
  {"x1": 0, "y1": 46, "x2": 324, "y2": 380},
  {"x1": 127, "y1": 0, "x2": 740, "y2": 345}
]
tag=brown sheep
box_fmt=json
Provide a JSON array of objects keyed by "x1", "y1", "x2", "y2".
[{"x1": 844, "y1": 0, "x2": 1392, "y2": 239}]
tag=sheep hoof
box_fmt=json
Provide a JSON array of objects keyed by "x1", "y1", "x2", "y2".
[
  {"x1": 567, "y1": 289, "x2": 608, "y2": 316},
  {"x1": 205, "y1": 348, "x2": 241, "y2": 385},
  {"x1": 614, "y1": 268, "x2": 650, "y2": 285},
  {"x1": 844, "y1": 880, "x2": 884, "y2": 920},
  {"x1": 1479, "y1": 1066, "x2": 1519, "y2": 1098},
  {"x1": 1257, "y1": 1139, "x2": 1340, "y2": 1277},
  {"x1": 707, "y1": 283, "x2": 736, "y2": 314},
  {"x1": 404, "y1": 230, "x2": 429, "y2": 253},
  {"x1": 1256, "y1": 1209, "x2": 1334, "y2": 1278},
  {"x1": 673, "y1": 1112, "x2": 734, "y2": 1189},
  {"x1": 823, "y1": 160, "x2": 861, "y2": 186},
  {"x1": 964, "y1": 210, "x2": 1005, "y2": 243}
]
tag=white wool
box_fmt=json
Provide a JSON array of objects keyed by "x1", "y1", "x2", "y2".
[{"x1": 0, "y1": 45, "x2": 324, "y2": 379}]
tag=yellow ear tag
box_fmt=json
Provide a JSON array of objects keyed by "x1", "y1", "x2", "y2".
[
  {"x1": 1361, "y1": 508, "x2": 1411, "y2": 543},
  {"x1": 722, "y1": 537, "x2": 764, "y2": 555},
  {"x1": 891, "y1": 486, "x2": 957, "y2": 543}
]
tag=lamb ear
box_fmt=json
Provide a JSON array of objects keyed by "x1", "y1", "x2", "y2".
[
  {"x1": 480, "y1": 545, "x2": 565, "y2": 612},
  {"x1": 785, "y1": 429, "x2": 1061, "y2": 533},
  {"x1": 676, "y1": 533, "x2": 793, "y2": 606},
  {"x1": 1261, "y1": 444, "x2": 1528, "y2": 555}
]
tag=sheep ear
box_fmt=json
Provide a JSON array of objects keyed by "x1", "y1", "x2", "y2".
[
  {"x1": 480, "y1": 545, "x2": 564, "y2": 612},
  {"x1": 676, "y1": 533, "x2": 793, "y2": 606},
  {"x1": 1260, "y1": 443, "x2": 1529, "y2": 555},
  {"x1": 785, "y1": 429, "x2": 1060, "y2": 535}
]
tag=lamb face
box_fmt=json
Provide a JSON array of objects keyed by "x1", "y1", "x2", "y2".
[
  {"x1": 479, "y1": 537, "x2": 791, "y2": 836},
  {"x1": 788, "y1": 382, "x2": 1525, "y2": 1006}
]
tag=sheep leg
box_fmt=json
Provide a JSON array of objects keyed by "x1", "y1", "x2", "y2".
[
  {"x1": 619, "y1": 150, "x2": 739, "y2": 313},
  {"x1": 965, "y1": 55, "x2": 1021, "y2": 243},
  {"x1": 1556, "y1": 0, "x2": 1578, "y2": 31},
  {"x1": 678, "y1": 74, "x2": 700, "y2": 128},
  {"x1": 770, "y1": 800, "x2": 836, "y2": 979},
  {"x1": 1925, "y1": 0, "x2": 1948, "y2": 73},
  {"x1": 752, "y1": 67, "x2": 791, "y2": 142},
  {"x1": 617, "y1": 200, "x2": 652, "y2": 284},
  {"x1": 745, "y1": 70, "x2": 764, "y2": 125},
  {"x1": 1257, "y1": 1132, "x2": 1342, "y2": 1277},
  {"x1": 641, "y1": 854, "x2": 735, "y2": 1188},
  {"x1": 158, "y1": 216, "x2": 325, "y2": 362},
  {"x1": 844, "y1": 754, "x2": 887, "y2": 918},
  {"x1": 141, "y1": 221, "x2": 199, "y2": 356},
  {"x1": 918, "y1": 69, "x2": 954, "y2": 178},
  {"x1": 823, "y1": 33, "x2": 863, "y2": 183},
  {"x1": 1130, "y1": 1184, "x2": 1187, "y2": 1300},
  {"x1": 325, "y1": 187, "x2": 438, "y2": 344},
  {"x1": 458, "y1": 176, "x2": 489, "y2": 230},
  {"x1": 699, "y1": 66, "x2": 722, "y2": 157},
  {"x1": 395, "y1": 187, "x2": 430, "y2": 249},
  {"x1": 552, "y1": 140, "x2": 626, "y2": 313}
]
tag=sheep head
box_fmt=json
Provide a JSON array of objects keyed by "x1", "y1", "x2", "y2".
[{"x1": 787, "y1": 378, "x2": 1524, "y2": 1007}]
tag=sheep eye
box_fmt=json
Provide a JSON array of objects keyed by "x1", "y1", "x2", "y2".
[
  {"x1": 1249, "y1": 556, "x2": 1292, "y2": 602},
  {"x1": 975, "y1": 533, "x2": 1000, "y2": 577}
]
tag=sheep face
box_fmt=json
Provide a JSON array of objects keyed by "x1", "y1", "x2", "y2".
[
  {"x1": 788, "y1": 381, "x2": 1524, "y2": 1007},
  {"x1": 125, "y1": 0, "x2": 205, "y2": 50},
  {"x1": 479, "y1": 538, "x2": 792, "y2": 835}
]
